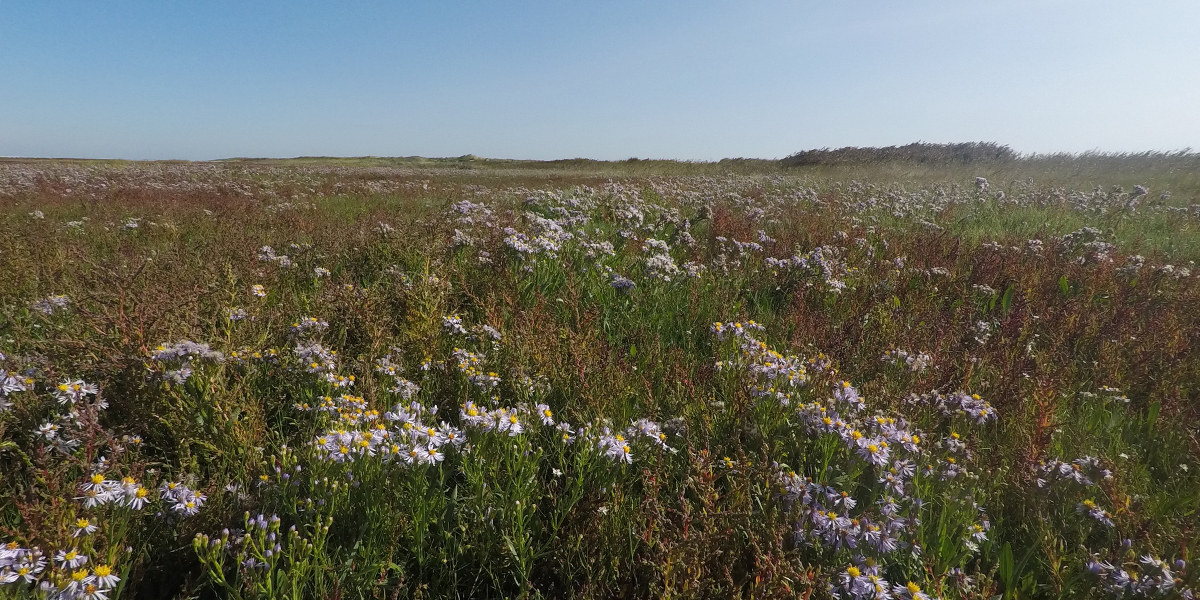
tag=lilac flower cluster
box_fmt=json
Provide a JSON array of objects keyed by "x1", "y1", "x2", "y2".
[
  {"x1": 881, "y1": 350, "x2": 933, "y2": 373},
  {"x1": 30, "y1": 294, "x2": 71, "y2": 316},
  {"x1": 1088, "y1": 555, "x2": 1192, "y2": 599},
  {"x1": 903, "y1": 391, "x2": 997, "y2": 424},
  {"x1": 712, "y1": 321, "x2": 811, "y2": 404},
  {"x1": 256, "y1": 245, "x2": 295, "y2": 268},
  {"x1": 309, "y1": 398, "x2": 464, "y2": 465},
  {"x1": 150, "y1": 340, "x2": 226, "y2": 385},
  {"x1": 452, "y1": 348, "x2": 501, "y2": 390},
  {"x1": 1034, "y1": 456, "x2": 1111, "y2": 488},
  {"x1": 765, "y1": 246, "x2": 849, "y2": 293}
]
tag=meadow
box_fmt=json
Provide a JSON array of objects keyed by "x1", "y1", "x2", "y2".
[{"x1": 0, "y1": 152, "x2": 1197, "y2": 599}]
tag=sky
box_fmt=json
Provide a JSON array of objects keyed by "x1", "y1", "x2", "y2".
[{"x1": 2, "y1": 1, "x2": 1199, "y2": 161}]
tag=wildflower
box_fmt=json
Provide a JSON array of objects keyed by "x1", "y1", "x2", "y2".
[
  {"x1": 82, "y1": 583, "x2": 110, "y2": 600},
  {"x1": 169, "y1": 490, "x2": 206, "y2": 517},
  {"x1": 611, "y1": 274, "x2": 636, "y2": 291},
  {"x1": 251, "y1": 284, "x2": 267, "y2": 297},
  {"x1": 290, "y1": 316, "x2": 329, "y2": 336},
  {"x1": 892, "y1": 581, "x2": 931, "y2": 600},
  {"x1": 833, "y1": 381, "x2": 865, "y2": 413},
  {"x1": 499, "y1": 412, "x2": 524, "y2": 436},
  {"x1": 837, "y1": 565, "x2": 871, "y2": 599},
  {"x1": 92, "y1": 564, "x2": 119, "y2": 589},
  {"x1": 73, "y1": 518, "x2": 99, "y2": 537},
  {"x1": 442, "y1": 315, "x2": 468, "y2": 336},
  {"x1": 865, "y1": 575, "x2": 892, "y2": 600},
  {"x1": 964, "y1": 520, "x2": 990, "y2": 552},
  {"x1": 30, "y1": 294, "x2": 71, "y2": 315},
  {"x1": 856, "y1": 439, "x2": 890, "y2": 467},
  {"x1": 535, "y1": 403, "x2": 555, "y2": 426},
  {"x1": 422, "y1": 445, "x2": 445, "y2": 464},
  {"x1": 557, "y1": 422, "x2": 576, "y2": 444},
  {"x1": 120, "y1": 485, "x2": 149, "y2": 510},
  {"x1": 1078, "y1": 499, "x2": 1116, "y2": 527},
  {"x1": 82, "y1": 473, "x2": 110, "y2": 492},
  {"x1": 438, "y1": 422, "x2": 465, "y2": 447},
  {"x1": 831, "y1": 490, "x2": 857, "y2": 511},
  {"x1": 609, "y1": 442, "x2": 633, "y2": 464},
  {"x1": 55, "y1": 549, "x2": 88, "y2": 569},
  {"x1": 55, "y1": 380, "x2": 99, "y2": 405}
]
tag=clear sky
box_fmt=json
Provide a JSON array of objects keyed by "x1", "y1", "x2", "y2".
[{"x1": 2, "y1": 1, "x2": 1198, "y2": 161}]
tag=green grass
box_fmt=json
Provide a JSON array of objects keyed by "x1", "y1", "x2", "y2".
[{"x1": 0, "y1": 158, "x2": 1197, "y2": 600}]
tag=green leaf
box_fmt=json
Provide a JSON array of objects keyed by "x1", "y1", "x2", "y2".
[
  {"x1": 999, "y1": 542, "x2": 1015, "y2": 597},
  {"x1": 1146, "y1": 401, "x2": 1161, "y2": 429}
]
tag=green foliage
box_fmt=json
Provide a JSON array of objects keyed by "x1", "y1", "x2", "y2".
[{"x1": 0, "y1": 161, "x2": 1197, "y2": 599}]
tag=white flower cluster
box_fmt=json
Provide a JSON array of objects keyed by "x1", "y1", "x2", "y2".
[
  {"x1": 881, "y1": 349, "x2": 933, "y2": 373},
  {"x1": 442, "y1": 315, "x2": 468, "y2": 336},
  {"x1": 30, "y1": 295, "x2": 71, "y2": 315},
  {"x1": 642, "y1": 238, "x2": 681, "y2": 281},
  {"x1": 712, "y1": 321, "x2": 812, "y2": 404},
  {"x1": 257, "y1": 245, "x2": 295, "y2": 268},
  {"x1": 1087, "y1": 555, "x2": 1190, "y2": 599},
  {"x1": 150, "y1": 341, "x2": 226, "y2": 385},
  {"x1": 452, "y1": 348, "x2": 500, "y2": 390},
  {"x1": 290, "y1": 317, "x2": 329, "y2": 337},
  {"x1": 903, "y1": 391, "x2": 997, "y2": 424},
  {"x1": 765, "y1": 246, "x2": 848, "y2": 293},
  {"x1": 1034, "y1": 455, "x2": 1111, "y2": 488}
]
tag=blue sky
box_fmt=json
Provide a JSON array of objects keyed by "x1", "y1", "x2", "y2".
[{"x1": 2, "y1": 1, "x2": 1198, "y2": 160}]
